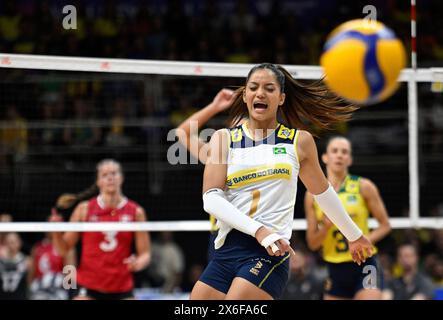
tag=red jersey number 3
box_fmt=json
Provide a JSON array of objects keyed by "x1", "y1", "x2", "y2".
[{"x1": 100, "y1": 231, "x2": 118, "y2": 252}]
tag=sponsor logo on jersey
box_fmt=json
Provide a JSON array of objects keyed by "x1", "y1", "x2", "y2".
[
  {"x1": 226, "y1": 164, "x2": 292, "y2": 188},
  {"x1": 249, "y1": 261, "x2": 263, "y2": 276}
]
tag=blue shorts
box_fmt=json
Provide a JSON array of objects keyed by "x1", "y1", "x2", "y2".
[
  {"x1": 199, "y1": 230, "x2": 290, "y2": 299},
  {"x1": 325, "y1": 255, "x2": 384, "y2": 298},
  {"x1": 207, "y1": 231, "x2": 217, "y2": 262}
]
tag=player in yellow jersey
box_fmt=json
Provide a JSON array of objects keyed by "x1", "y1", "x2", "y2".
[{"x1": 304, "y1": 136, "x2": 391, "y2": 300}]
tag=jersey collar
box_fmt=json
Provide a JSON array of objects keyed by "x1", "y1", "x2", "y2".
[
  {"x1": 338, "y1": 175, "x2": 350, "y2": 193},
  {"x1": 97, "y1": 195, "x2": 128, "y2": 210},
  {"x1": 242, "y1": 121, "x2": 281, "y2": 141}
]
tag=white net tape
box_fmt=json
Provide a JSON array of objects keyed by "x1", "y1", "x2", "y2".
[
  {"x1": 1, "y1": 218, "x2": 443, "y2": 233},
  {"x1": 1, "y1": 53, "x2": 442, "y2": 81}
]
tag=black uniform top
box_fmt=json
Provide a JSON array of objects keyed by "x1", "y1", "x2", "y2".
[{"x1": 0, "y1": 252, "x2": 28, "y2": 300}]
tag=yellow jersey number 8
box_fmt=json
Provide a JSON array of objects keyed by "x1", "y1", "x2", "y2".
[{"x1": 332, "y1": 230, "x2": 349, "y2": 253}]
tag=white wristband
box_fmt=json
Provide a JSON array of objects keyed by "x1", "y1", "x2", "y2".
[
  {"x1": 313, "y1": 184, "x2": 363, "y2": 242},
  {"x1": 260, "y1": 233, "x2": 283, "y2": 253}
]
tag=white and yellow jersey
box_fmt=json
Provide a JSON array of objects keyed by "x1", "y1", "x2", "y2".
[{"x1": 214, "y1": 122, "x2": 300, "y2": 249}]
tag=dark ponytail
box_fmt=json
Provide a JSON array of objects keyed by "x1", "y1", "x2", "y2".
[
  {"x1": 55, "y1": 184, "x2": 99, "y2": 210},
  {"x1": 227, "y1": 63, "x2": 359, "y2": 133}
]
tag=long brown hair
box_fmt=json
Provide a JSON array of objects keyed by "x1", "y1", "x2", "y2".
[
  {"x1": 55, "y1": 184, "x2": 99, "y2": 210},
  {"x1": 227, "y1": 63, "x2": 359, "y2": 133}
]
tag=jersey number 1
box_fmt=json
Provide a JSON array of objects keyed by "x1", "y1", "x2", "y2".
[{"x1": 248, "y1": 190, "x2": 260, "y2": 217}]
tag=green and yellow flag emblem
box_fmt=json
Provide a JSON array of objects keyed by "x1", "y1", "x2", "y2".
[{"x1": 273, "y1": 147, "x2": 287, "y2": 154}]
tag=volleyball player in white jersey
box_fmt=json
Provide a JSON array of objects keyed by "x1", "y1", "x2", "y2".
[{"x1": 190, "y1": 63, "x2": 373, "y2": 300}]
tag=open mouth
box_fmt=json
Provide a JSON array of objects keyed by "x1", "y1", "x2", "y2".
[{"x1": 253, "y1": 102, "x2": 268, "y2": 109}]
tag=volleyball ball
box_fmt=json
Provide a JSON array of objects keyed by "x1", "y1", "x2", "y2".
[{"x1": 320, "y1": 19, "x2": 406, "y2": 105}]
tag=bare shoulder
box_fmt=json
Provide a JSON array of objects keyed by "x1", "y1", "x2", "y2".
[
  {"x1": 296, "y1": 130, "x2": 316, "y2": 162},
  {"x1": 360, "y1": 177, "x2": 379, "y2": 197},
  {"x1": 135, "y1": 206, "x2": 147, "y2": 221},
  {"x1": 76, "y1": 200, "x2": 89, "y2": 211},
  {"x1": 207, "y1": 128, "x2": 230, "y2": 159},
  {"x1": 71, "y1": 201, "x2": 89, "y2": 222},
  {"x1": 211, "y1": 128, "x2": 230, "y2": 141}
]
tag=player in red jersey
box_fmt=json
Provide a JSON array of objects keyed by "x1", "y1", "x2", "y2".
[{"x1": 50, "y1": 159, "x2": 151, "y2": 300}]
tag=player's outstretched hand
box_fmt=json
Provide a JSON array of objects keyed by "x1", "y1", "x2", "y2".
[
  {"x1": 49, "y1": 208, "x2": 63, "y2": 222},
  {"x1": 349, "y1": 235, "x2": 373, "y2": 265},
  {"x1": 124, "y1": 254, "x2": 151, "y2": 272}
]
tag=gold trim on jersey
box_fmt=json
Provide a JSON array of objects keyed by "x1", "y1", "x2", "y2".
[
  {"x1": 241, "y1": 122, "x2": 253, "y2": 140},
  {"x1": 224, "y1": 128, "x2": 231, "y2": 151},
  {"x1": 242, "y1": 121, "x2": 281, "y2": 141},
  {"x1": 293, "y1": 130, "x2": 300, "y2": 164},
  {"x1": 226, "y1": 163, "x2": 292, "y2": 189}
]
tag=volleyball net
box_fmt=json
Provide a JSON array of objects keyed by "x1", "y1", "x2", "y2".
[{"x1": 1, "y1": 53, "x2": 443, "y2": 233}]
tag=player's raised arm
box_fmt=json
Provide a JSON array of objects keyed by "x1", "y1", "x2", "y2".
[
  {"x1": 50, "y1": 203, "x2": 85, "y2": 257},
  {"x1": 176, "y1": 89, "x2": 235, "y2": 163}
]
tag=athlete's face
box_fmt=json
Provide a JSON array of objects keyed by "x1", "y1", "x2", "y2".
[
  {"x1": 243, "y1": 69, "x2": 285, "y2": 123},
  {"x1": 96, "y1": 163, "x2": 123, "y2": 194},
  {"x1": 398, "y1": 245, "x2": 418, "y2": 271},
  {"x1": 322, "y1": 138, "x2": 353, "y2": 173},
  {"x1": 5, "y1": 233, "x2": 21, "y2": 255}
]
